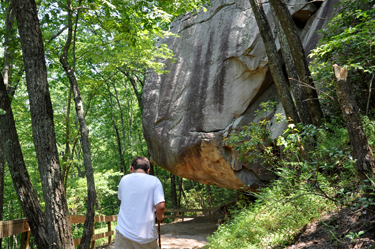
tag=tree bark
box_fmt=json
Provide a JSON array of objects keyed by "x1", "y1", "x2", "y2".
[
  {"x1": 15, "y1": 0, "x2": 74, "y2": 248},
  {"x1": 105, "y1": 83, "x2": 126, "y2": 173},
  {"x1": 1, "y1": 4, "x2": 17, "y2": 248},
  {"x1": 171, "y1": 174, "x2": 177, "y2": 209},
  {"x1": 333, "y1": 65, "x2": 375, "y2": 181},
  {"x1": 270, "y1": 6, "x2": 313, "y2": 125},
  {"x1": 121, "y1": 70, "x2": 143, "y2": 112},
  {"x1": 59, "y1": 0, "x2": 96, "y2": 248},
  {"x1": 170, "y1": 173, "x2": 178, "y2": 219},
  {"x1": 269, "y1": 0, "x2": 323, "y2": 127},
  {"x1": 0, "y1": 75, "x2": 49, "y2": 248},
  {"x1": 62, "y1": 85, "x2": 73, "y2": 188},
  {"x1": 249, "y1": 0, "x2": 300, "y2": 124},
  {"x1": 3, "y1": 0, "x2": 16, "y2": 92},
  {"x1": 0, "y1": 135, "x2": 3, "y2": 249}
]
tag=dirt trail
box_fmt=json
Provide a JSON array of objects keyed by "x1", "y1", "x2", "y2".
[
  {"x1": 159, "y1": 218, "x2": 218, "y2": 249},
  {"x1": 99, "y1": 217, "x2": 218, "y2": 249}
]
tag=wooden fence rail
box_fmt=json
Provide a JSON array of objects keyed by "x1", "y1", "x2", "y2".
[
  {"x1": 70, "y1": 215, "x2": 118, "y2": 248},
  {"x1": 164, "y1": 200, "x2": 237, "y2": 220},
  {"x1": 0, "y1": 215, "x2": 118, "y2": 249},
  {"x1": 0, "y1": 200, "x2": 237, "y2": 249}
]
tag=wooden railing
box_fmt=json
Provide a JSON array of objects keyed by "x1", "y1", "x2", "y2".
[
  {"x1": 0, "y1": 219, "x2": 30, "y2": 249},
  {"x1": 0, "y1": 215, "x2": 118, "y2": 249},
  {"x1": 0, "y1": 200, "x2": 237, "y2": 248},
  {"x1": 164, "y1": 200, "x2": 237, "y2": 221},
  {"x1": 70, "y1": 215, "x2": 118, "y2": 248}
]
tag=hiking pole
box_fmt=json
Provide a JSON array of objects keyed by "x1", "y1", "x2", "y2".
[{"x1": 158, "y1": 220, "x2": 161, "y2": 248}]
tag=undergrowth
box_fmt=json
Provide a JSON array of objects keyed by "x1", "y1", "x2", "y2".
[
  {"x1": 205, "y1": 101, "x2": 375, "y2": 248},
  {"x1": 205, "y1": 179, "x2": 335, "y2": 249}
]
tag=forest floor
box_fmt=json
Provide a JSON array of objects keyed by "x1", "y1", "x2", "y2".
[
  {"x1": 99, "y1": 207, "x2": 375, "y2": 249},
  {"x1": 284, "y1": 207, "x2": 375, "y2": 249}
]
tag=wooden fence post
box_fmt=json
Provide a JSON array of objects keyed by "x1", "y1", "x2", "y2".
[
  {"x1": 20, "y1": 219, "x2": 30, "y2": 249},
  {"x1": 108, "y1": 221, "x2": 112, "y2": 245},
  {"x1": 20, "y1": 231, "x2": 30, "y2": 249}
]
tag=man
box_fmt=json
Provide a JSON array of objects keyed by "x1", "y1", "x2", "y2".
[{"x1": 115, "y1": 156, "x2": 165, "y2": 249}]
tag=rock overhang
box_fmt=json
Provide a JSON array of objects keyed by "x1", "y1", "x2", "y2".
[{"x1": 142, "y1": 0, "x2": 339, "y2": 190}]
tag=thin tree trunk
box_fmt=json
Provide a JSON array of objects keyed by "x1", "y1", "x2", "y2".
[
  {"x1": 170, "y1": 174, "x2": 178, "y2": 219},
  {"x1": 270, "y1": 6, "x2": 312, "y2": 125},
  {"x1": 62, "y1": 85, "x2": 73, "y2": 187},
  {"x1": 177, "y1": 177, "x2": 182, "y2": 209},
  {"x1": 0, "y1": 75, "x2": 49, "y2": 248},
  {"x1": 269, "y1": 0, "x2": 323, "y2": 126},
  {"x1": 59, "y1": 0, "x2": 96, "y2": 248},
  {"x1": 333, "y1": 65, "x2": 375, "y2": 181},
  {"x1": 3, "y1": 0, "x2": 16, "y2": 92},
  {"x1": 149, "y1": 151, "x2": 155, "y2": 176},
  {"x1": 0, "y1": 138, "x2": 4, "y2": 249},
  {"x1": 110, "y1": 81, "x2": 127, "y2": 172},
  {"x1": 105, "y1": 83, "x2": 126, "y2": 173},
  {"x1": 206, "y1": 185, "x2": 212, "y2": 208},
  {"x1": 120, "y1": 70, "x2": 143, "y2": 111},
  {"x1": 171, "y1": 174, "x2": 177, "y2": 208},
  {"x1": 249, "y1": 0, "x2": 300, "y2": 124},
  {"x1": 181, "y1": 180, "x2": 188, "y2": 206},
  {"x1": 125, "y1": 84, "x2": 134, "y2": 159},
  {"x1": 15, "y1": 0, "x2": 74, "y2": 248},
  {"x1": 1, "y1": 4, "x2": 17, "y2": 248}
]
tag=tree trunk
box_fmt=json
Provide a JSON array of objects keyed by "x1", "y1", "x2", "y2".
[
  {"x1": 333, "y1": 65, "x2": 375, "y2": 181},
  {"x1": 121, "y1": 70, "x2": 143, "y2": 111},
  {"x1": 269, "y1": 0, "x2": 323, "y2": 127},
  {"x1": 0, "y1": 138, "x2": 4, "y2": 249},
  {"x1": 206, "y1": 185, "x2": 212, "y2": 208},
  {"x1": 177, "y1": 177, "x2": 182, "y2": 209},
  {"x1": 109, "y1": 81, "x2": 127, "y2": 172},
  {"x1": 1, "y1": 4, "x2": 17, "y2": 248},
  {"x1": 249, "y1": 0, "x2": 300, "y2": 124},
  {"x1": 15, "y1": 0, "x2": 74, "y2": 248},
  {"x1": 62, "y1": 85, "x2": 73, "y2": 188},
  {"x1": 170, "y1": 174, "x2": 178, "y2": 219},
  {"x1": 171, "y1": 174, "x2": 177, "y2": 209},
  {"x1": 59, "y1": 1, "x2": 96, "y2": 248},
  {"x1": 270, "y1": 6, "x2": 312, "y2": 125},
  {"x1": 3, "y1": 0, "x2": 16, "y2": 92},
  {"x1": 0, "y1": 75, "x2": 49, "y2": 248},
  {"x1": 149, "y1": 153, "x2": 155, "y2": 176},
  {"x1": 105, "y1": 82, "x2": 126, "y2": 173}
]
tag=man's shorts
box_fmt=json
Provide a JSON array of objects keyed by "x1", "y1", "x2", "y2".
[{"x1": 114, "y1": 230, "x2": 159, "y2": 249}]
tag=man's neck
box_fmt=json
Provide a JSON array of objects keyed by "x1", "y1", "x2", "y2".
[{"x1": 134, "y1": 169, "x2": 147, "y2": 174}]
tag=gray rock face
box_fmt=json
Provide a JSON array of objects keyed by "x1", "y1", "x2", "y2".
[{"x1": 142, "y1": 0, "x2": 338, "y2": 190}]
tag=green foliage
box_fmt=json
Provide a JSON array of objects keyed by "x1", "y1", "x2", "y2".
[
  {"x1": 66, "y1": 170, "x2": 122, "y2": 216},
  {"x1": 224, "y1": 100, "x2": 283, "y2": 165},
  {"x1": 345, "y1": 230, "x2": 365, "y2": 242},
  {"x1": 206, "y1": 178, "x2": 335, "y2": 248},
  {"x1": 362, "y1": 115, "x2": 375, "y2": 149},
  {"x1": 309, "y1": 0, "x2": 375, "y2": 115},
  {"x1": 207, "y1": 98, "x2": 375, "y2": 248}
]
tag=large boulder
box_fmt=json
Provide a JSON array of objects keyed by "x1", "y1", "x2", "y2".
[{"x1": 142, "y1": 0, "x2": 339, "y2": 190}]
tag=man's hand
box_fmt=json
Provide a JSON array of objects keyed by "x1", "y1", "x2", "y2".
[{"x1": 155, "y1": 202, "x2": 165, "y2": 221}]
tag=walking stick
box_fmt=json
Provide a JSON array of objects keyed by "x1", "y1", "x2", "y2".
[{"x1": 158, "y1": 220, "x2": 161, "y2": 248}]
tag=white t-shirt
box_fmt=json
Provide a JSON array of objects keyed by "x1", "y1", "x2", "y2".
[{"x1": 116, "y1": 173, "x2": 165, "y2": 244}]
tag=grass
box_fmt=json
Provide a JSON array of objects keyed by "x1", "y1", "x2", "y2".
[{"x1": 204, "y1": 181, "x2": 336, "y2": 249}]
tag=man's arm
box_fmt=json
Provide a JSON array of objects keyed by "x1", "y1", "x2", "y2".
[{"x1": 155, "y1": 202, "x2": 165, "y2": 221}]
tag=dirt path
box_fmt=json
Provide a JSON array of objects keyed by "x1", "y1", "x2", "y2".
[
  {"x1": 100, "y1": 217, "x2": 218, "y2": 249},
  {"x1": 159, "y1": 218, "x2": 218, "y2": 248}
]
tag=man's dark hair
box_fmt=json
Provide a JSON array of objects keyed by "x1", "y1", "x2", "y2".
[{"x1": 131, "y1": 156, "x2": 150, "y2": 172}]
